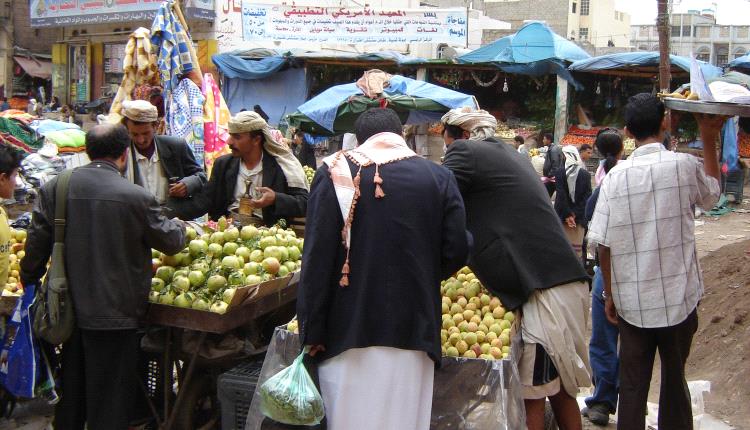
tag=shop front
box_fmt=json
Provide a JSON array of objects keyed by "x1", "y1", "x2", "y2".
[{"x1": 33, "y1": 0, "x2": 216, "y2": 106}]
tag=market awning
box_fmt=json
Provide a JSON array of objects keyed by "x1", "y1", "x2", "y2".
[
  {"x1": 729, "y1": 54, "x2": 750, "y2": 70},
  {"x1": 568, "y1": 52, "x2": 722, "y2": 79},
  {"x1": 14, "y1": 56, "x2": 52, "y2": 80}
]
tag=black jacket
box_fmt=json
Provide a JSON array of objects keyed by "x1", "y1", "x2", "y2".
[
  {"x1": 21, "y1": 161, "x2": 185, "y2": 330},
  {"x1": 543, "y1": 143, "x2": 565, "y2": 178},
  {"x1": 297, "y1": 158, "x2": 470, "y2": 364},
  {"x1": 181, "y1": 152, "x2": 308, "y2": 226},
  {"x1": 554, "y1": 168, "x2": 592, "y2": 226},
  {"x1": 295, "y1": 142, "x2": 316, "y2": 170},
  {"x1": 130, "y1": 135, "x2": 207, "y2": 219},
  {"x1": 443, "y1": 139, "x2": 589, "y2": 311}
]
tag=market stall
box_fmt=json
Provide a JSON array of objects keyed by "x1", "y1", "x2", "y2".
[{"x1": 457, "y1": 21, "x2": 591, "y2": 141}]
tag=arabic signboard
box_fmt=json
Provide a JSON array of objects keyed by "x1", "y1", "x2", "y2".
[
  {"x1": 30, "y1": 0, "x2": 215, "y2": 27},
  {"x1": 241, "y1": 3, "x2": 468, "y2": 45}
]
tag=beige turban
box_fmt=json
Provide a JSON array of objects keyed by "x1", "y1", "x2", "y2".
[
  {"x1": 122, "y1": 99, "x2": 158, "y2": 123},
  {"x1": 441, "y1": 107, "x2": 498, "y2": 141},
  {"x1": 228, "y1": 111, "x2": 309, "y2": 190}
]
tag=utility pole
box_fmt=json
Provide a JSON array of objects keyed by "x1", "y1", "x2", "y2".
[{"x1": 657, "y1": 0, "x2": 672, "y2": 94}]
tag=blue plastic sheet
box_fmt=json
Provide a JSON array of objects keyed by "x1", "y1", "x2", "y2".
[
  {"x1": 223, "y1": 67, "x2": 308, "y2": 127},
  {"x1": 212, "y1": 55, "x2": 288, "y2": 80},
  {"x1": 723, "y1": 117, "x2": 739, "y2": 173},
  {"x1": 458, "y1": 22, "x2": 590, "y2": 65},
  {"x1": 729, "y1": 54, "x2": 750, "y2": 69},
  {"x1": 297, "y1": 75, "x2": 477, "y2": 133},
  {"x1": 569, "y1": 52, "x2": 723, "y2": 79}
]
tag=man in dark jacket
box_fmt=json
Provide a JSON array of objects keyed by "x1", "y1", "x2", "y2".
[
  {"x1": 182, "y1": 111, "x2": 308, "y2": 226},
  {"x1": 20, "y1": 124, "x2": 186, "y2": 430},
  {"x1": 441, "y1": 108, "x2": 590, "y2": 430},
  {"x1": 297, "y1": 108, "x2": 469, "y2": 430},
  {"x1": 292, "y1": 129, "x2": 317, "y2": 170},
  {"x1": 542, "y1": 132, "x2": 564, "y2": 197},
  {"x1": 120, "y1": 100, "x2": 206, "y2": 219}
]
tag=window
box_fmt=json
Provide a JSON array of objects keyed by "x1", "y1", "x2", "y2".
[
  {"x1": 717, "y1": 47, "x2": 729, "y2": 65},
  {"x1": 735, "y1": 49, "x2": 747, "y2": 59},
  {"x1": 736, "y1": 26, "x2": 749, "y2": 39},
  {"x1": 720, "y1": 26, "x2": 730, "y2": 37},
  {"x1": 638, "y1": 45, "x2": 649, "y2": 51},
  {"x1": 682, "y1": 26, "x2": 691, "y2": 36},
  {"x1": 671, "y1": 26, "x2": 681, "y2": 37},
  {"x1": 579, "y1": 27, "x2": 589, "y2": 40},
  {"x1": 580, "y1": 0, "x2": 589, "y2": 15},
  {"x1": 572, "y1": 2, "x2": 577, "y2": 13},
  {"x1": 696, "y1": 26, "x2": 710, "y2": 38}
]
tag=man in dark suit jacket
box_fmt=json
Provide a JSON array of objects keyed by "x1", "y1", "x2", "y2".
[
  {"x1": 441, "y1": 108, "x2": 590, "y2": 430},
  {"x1": 120, "y1": 100, "x2": 206, "y2": 219},
  {"x1": 297, "y1": 108, "x2": 469, "y2": 429},
  {"x1": 181, "y1": 111, "x2": 308, "y2": 226}
]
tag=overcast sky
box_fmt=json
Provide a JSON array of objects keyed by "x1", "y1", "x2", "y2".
[{"x1": 616, "y1": 0, "x2": 750, "y2": 25}]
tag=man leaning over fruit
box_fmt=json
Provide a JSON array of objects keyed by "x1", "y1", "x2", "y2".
[{"x1": 441, "y1": 107, "x2": 591, "y2": 430}]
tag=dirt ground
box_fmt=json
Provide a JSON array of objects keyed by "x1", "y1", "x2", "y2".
[{"x1": 646, "y1": 207, "x2": 750, "y2": 430}]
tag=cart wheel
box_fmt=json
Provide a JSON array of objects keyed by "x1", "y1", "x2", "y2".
[{"x1": 172, "y1": 374, "x2": 218, "y2": 430}]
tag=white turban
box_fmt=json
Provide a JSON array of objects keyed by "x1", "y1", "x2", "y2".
[
  {"x1": 228, "y1": 111, "x2": 308, "y2": 190},
  {"x1": 122, "y1": 99, "x2": 158, "y2": 123},
  {"x1": 441, "y1": 107, "x2": 498, "y2": 141}
]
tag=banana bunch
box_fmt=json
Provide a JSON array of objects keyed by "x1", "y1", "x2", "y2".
[{"x1": 658, "y1": 88, "x2": 699, "y2": 101}]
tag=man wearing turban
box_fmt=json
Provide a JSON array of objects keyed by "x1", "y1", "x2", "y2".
[
  {"x1": 441, "y1": 108, "x2": 591, "y2": 430},
  {"x1": 182, "y1": 111, "x2": 308, "y2": 226},
  {"x1": 120, "y1": 100, "x2": 206, "y2": 219}
]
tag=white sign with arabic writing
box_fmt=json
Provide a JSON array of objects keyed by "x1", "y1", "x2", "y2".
[
  {"x1": 241, "y1": 3, "x2": 468, "y2": 45},
  {"x1": 30, "y1": 0, "x2": 215, "y2": 27}
]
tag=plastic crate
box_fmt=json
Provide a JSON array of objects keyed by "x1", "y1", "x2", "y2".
[
  {"x1": 218, "y1": 359, "x2": 264, "y2": 430},
  {"x1": 725, "y1": 169, "x2": 745, "y2": 203}
]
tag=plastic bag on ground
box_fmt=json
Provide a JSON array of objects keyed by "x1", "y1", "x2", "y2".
[
  {"x1": 246, "y1": 328, "x2": 525, "y2": 430},
  {"x1": 258, "y1": 347, "x2": 324, "y2": 426}
]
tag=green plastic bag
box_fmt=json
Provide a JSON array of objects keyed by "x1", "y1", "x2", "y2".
[{"x1": 258, "y1": 348, "x2": 325, "y2": 426}]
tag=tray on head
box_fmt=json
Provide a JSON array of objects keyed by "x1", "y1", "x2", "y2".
[{"x1": 664, "y1": 98, "x2": 750, "y2": 117}]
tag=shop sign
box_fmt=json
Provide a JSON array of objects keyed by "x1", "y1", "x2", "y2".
[
  {"x1": 30, "y1": 0, "x2": 215, "y2": 27},
  {"x1": 241, "y1": 3, "x2": 468, "y2": 45}
]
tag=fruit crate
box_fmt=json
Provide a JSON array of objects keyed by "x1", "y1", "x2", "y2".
[
  {"x1": 218, "y1": 359, "x2": 264, "y2": 430},
  {"x1": 725, "y1": 169, "x2": 745, "y2": 203}
]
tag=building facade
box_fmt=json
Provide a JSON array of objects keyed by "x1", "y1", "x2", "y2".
[{"x1": 631, "y1": 10, "x2": 750, "y2": 67}]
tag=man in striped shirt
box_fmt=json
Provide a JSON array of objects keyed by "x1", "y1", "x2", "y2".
[{"x1": 587, "y1": 93, "x2": 724, "y2": 430}]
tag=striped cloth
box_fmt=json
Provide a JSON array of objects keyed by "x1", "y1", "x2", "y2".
[
  {"x1": 150, "y1": 1, "x2": 194, "y2": 95},
  {"x1": 168, "y1": 78, "x2": 204, "y2": 167}
]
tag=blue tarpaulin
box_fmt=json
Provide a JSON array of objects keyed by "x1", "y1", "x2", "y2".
[
  {"x1": 729, "y1": 54, "x2": 750, "y2": 69},
  {"x1": 457, "y1": 22, "x2": 590, "y2": 88},
  {"x1": 568, "y1": 52, "x2": 723, "y2": 79},
  {"x1": 223, "y1": 67, "x2": 308, "y2": 127},
  {"x1": 212, "y1": 54, "x2": 289, "y2": 80},
  {"x1": 297, "y1": 75, "x2": 477, "y2": 133}
]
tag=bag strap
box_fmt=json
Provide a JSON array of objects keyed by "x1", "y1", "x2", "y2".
[{"x1": 54, "y1": 169, "x2": 74, "y2": 244}]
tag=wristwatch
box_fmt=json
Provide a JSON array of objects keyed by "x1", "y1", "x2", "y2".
[{"x1": 601, "y1": 290, "x2": 609, "y2": 300}]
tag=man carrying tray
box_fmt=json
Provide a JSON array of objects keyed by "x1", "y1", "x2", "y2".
[{"x1": 182, "y1": 111, "x2": 308, "y2": 226}]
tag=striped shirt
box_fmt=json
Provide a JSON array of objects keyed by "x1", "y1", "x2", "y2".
[{"x1": 587, "y1": 143, "x2": 720, "y2": 328}]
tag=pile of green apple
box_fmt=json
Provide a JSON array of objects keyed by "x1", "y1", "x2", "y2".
[
  {"x1": 441, "y1": 267, "x2": 514, "y2": 361},
  {"x1": 149, "y1": 217, "x2": 303, "y2": 314}
]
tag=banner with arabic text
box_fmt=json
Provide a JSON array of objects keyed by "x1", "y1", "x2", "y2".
[
  {"x1": 30, "y1": 0, "x2": 215, "y2": 27},
  {"x1": 242, "y1": 3, "x2": 468, "y2": 45}
]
